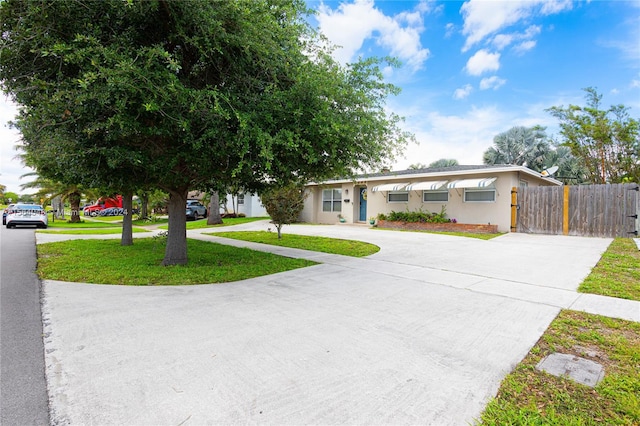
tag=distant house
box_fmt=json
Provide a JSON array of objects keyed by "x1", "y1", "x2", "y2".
[
  {"x1": 223, "y1": 193, "x2": 268, "y2": 217},
  {"x1": 300, "y1": 165, "x2": 562, "y2": 232}
]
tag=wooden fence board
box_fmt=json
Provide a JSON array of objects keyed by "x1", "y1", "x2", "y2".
[{"x1": 517, "y1": 183, "x2": 639, "y2": 238}]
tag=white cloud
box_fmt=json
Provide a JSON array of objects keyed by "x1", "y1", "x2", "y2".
[
  {"x1": 391, "y1": 99, "x2": 564, "y2": 169},
  {"x1": 317, "y1": 0, "x2": 430, "y2": 71},
  {"x1": 540, "y1": 0, "x2": 573, "y2": 15},
  {"x1": 395, "y1": 105, "x2": 508, "y2": 167},
  {"x1": 465, "y1": 49, "x2": 500, "y2": 76},
  {"x1": 479, "y1": 76, "x2": 506, "y2": 90},
  {"x1": 610, "y1": 88, "x2": 620, "y2": 94},
  {"x1": 513, "y1": 40, "x2": 537, "y2": 54},
  {"x1": 453, "y1": 84, "x2": 473, "y2": 99},
  {"x1": 631, "y1": 79, "x2": 640, "y2": 88},
  {"x1": 491, "y1": 25, "x2": 541, "y2": 51},
  {"x1": 491, "y1": 34, "x2": 514, "y2": 50},
  {"x1": 445, "y1": 22, "x2": 455, "y2": 38},
  {"x1": 460, "y1": 0, "x2": 570, "y2": 52}
]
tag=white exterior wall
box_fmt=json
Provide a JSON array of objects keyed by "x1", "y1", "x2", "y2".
[{"x1": 224, "y1": 194, "x2": 268, "y2": 217}]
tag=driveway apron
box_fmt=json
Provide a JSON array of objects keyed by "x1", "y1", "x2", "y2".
[{"x1": 39, "y1": 223, "x2": 624, "y2": 425}]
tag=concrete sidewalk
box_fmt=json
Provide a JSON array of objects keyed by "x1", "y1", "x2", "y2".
[{"x1": 39, "y1": 223, "x2": 639, "y2": 425}]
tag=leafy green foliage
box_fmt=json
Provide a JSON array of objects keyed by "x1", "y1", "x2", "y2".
[
  {"x1": 260, "y1": 184, "x2": 306, "y2": 238},
  {"x1": 483, "y1": 125, "x2": 550, "y2": 171},
  {"x1": 377, "y1": 207, "x2": 453, "y2": 224},
  {"x1": 0, "y1": 0, "x2": 411, "y2": 265},
  {"x1": 547, "y1": 87, "x2": 640, "y2": 184}
]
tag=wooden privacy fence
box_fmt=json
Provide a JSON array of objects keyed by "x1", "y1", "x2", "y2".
[{"x1": 512, "y1": 183, "x2": 639, "y2": 238}]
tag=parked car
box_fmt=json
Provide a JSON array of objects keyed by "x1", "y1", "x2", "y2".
[
  {"x1": 83, "y1": 195, "x2": 123, "y2": 216},
  {"x1": 5, "y1": 204, "x2": 48, "y2": 229},
  {"x1": 186, "y1": 200, "x2": 207, "y2": 221},
  {"x1": 2, "y1": 203, "x2": 15, "y2": 225}
]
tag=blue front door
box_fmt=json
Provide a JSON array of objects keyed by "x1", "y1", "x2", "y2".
[{"x1": 359, "y1": 187, "x2": 367, "y2": 221}]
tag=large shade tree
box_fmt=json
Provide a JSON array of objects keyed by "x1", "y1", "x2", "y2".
[
  {"x1": 0, "y1": 0, "x2": 411, "y2": 265},
  {"x1": 547, "y1": 87, "x2": 640, "y2": 184}
]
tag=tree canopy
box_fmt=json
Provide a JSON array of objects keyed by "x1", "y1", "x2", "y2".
[
  {"x1": 0, "y1": 0, "x2": 411, "y2": 264},
  {"x1": 428, "y1": 158, "x2": 459, "y2": 168},
  {"x1": 482, "y1": 126, "x2": 550, "y2": 171},
  {"x1": 547, "y1": 87, "x2": 640, "y2": 184}
]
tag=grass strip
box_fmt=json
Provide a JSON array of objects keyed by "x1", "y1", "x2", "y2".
[
  {"x1": 38, "y1": 228, "x2": 150, "y2": 235},
  {"x1": 206, "y1": 230, "x2": 379, "y2": 257},
  {"x1": 479, "y1": 310, "x2": 640, "y2": 425},
  {"x1": 48, "y1": 218, "x2": 122, "y2": 228},
  {"x1": 579, "y1": 238, "x2": 640, "y2": 301},
  {"x1": 373, "y1": 227, "x2": 503, "y2": 240},
  {"x1": 157, "y1": 216, "x2": 270, "y2": 230},
  {"x1": 37, "y1": 238, "x2": 316, "y2": 285}
]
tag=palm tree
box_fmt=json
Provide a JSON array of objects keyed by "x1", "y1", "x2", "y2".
[
  {"x1": 428, "y1": 158, "x2": 459, "y2": 168},
  {"x1": 483, "y1": 126, "x2": 550, "y2": 171},
  {"x1": 20, "y1": 174, "x2": 98, "y2": 222},
  {"x1": 543, "y1": 145, "x2": 589, "y2": 184}
]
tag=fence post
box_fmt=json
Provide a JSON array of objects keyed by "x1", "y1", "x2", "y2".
[
  {"x1": 510, "y1": 187, "x2": 518, "y2": 232},
  {"x1": 563, "y1": 185, "x2": 570, "y2": 235}
]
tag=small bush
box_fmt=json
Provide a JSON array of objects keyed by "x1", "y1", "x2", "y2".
[{"x1": 379, "y1": 207, "x2": 452, "y2": 224}]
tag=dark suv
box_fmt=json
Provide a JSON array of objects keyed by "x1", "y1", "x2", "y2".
[{"x1": 186, "y1": 200, "x2": 207, "y2": 221}]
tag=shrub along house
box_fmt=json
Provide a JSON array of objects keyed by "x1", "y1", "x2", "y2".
[{"x1": 300, "y1": 165, "x2": 562, "y2": 233}]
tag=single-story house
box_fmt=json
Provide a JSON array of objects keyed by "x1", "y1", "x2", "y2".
[
  {"x1": 223, "y1": 193, "x2": 268, "y2": 217},
  {"x1": 300, "y1": 165, "x2": 563, "y2": 233}
]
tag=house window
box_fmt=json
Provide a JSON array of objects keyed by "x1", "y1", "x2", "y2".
[
  {"x1": 423, "y1": 191, "x2": 449, "y2": 203},
  {"x1": 388, "y1": 191, "x2": 409, "y2": 203},
  {"x1": 237, "y1": 194, "x2": 245, "y2": 205},
  {"x1": 519, "y1": 180, "x2": 529, "y2": 187},
  {"x1": 322, "y1": 189, "x2": 342, "y2": 212},
  {"x1": 464, "y1": 188, "x2": 496, "y2": 202}
]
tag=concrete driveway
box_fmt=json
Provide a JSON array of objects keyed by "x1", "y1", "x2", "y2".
[{"x1": 39, "y1": 223, "x2": 635, "y2": 425}]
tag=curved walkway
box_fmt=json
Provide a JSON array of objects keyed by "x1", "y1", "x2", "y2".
[{"x1": 37, "y1": 221, "x2": 639, "y2": 425}]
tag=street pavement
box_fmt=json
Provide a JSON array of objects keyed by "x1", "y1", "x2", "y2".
[
  {"x1": 36, "y1": 222, "x2": 638, "y2": 425},
  {"x1": 0, "y1": 226, "x2": 50, "y2": 425}
]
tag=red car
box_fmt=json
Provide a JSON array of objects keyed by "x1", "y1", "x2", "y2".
[{"x1": 83, "y1": 195, "x2": 123, "y2": 216}]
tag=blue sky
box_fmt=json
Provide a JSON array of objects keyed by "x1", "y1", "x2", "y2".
[{"x1": 1, "y1": 0, "x2": 639, "y2": 194}]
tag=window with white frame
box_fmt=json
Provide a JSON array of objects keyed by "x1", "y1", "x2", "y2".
[
  {"x1": 464, "y1": 188, "x2": 496, "y2": 202},
  {"x1": 388, "y1": 191, "x2": 409, "y2": 203},
  {"x1": 423, "y1": 190, "x2": 448, "y2": 202},
  {"x1": 322, "y1": 188, "x2": 342, "y2": 212},
  {"x1": 237, "y1": 194, "x2": 245, "y2": 205},
  {"x1": 519, "y1": 180, "x2": 529, "y2": 187}
]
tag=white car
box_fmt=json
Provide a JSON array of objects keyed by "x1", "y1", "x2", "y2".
[{"x1": 5, "y1": 204, "x2": 48, "y2": 229}]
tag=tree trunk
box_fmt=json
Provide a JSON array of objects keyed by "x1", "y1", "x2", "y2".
[
  {"x1": 162, "y1": 188, "x2": 188, "y2": 266},
  {"x1": 68, "y1": 191, "x2": 81, "y2": 223},
  {"x1": 207, "y1": 191, "x2": 223, "y2": 225},
  {"x1": 276, "y1": 223, "x2": 283, "y2": 239},
  {"x1": 140, "y1": 192, "x2": 149, "y2": 218},
  {"x1": 121, "y1": 190, "x2": 134, "y2": 246}
]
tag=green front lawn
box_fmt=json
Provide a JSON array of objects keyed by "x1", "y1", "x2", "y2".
[
  {"x1": 158, "y1": 216, "x2": 269, "y2": 230},
  {"x1": 579, "y1": 238, "x2": 640, "y2": 301},
  {"x1": 47, "y1": 218, "x2": 122, "y2": 228},
  {"x1": 479, "y1": 310, "x2": 640, "y2": 425},
  {"x1": 37, "y1": 238, "x2": 316, "y2": 285},
  {"x1": 39, "y1": 228, "x2": 150, "y2": 235},
  {"x1": 207, "y1": 230, "x2": 380, "y2": 257}
]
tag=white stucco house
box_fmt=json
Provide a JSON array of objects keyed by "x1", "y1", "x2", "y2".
[
  {"x1": 300, "y1": 165, "x2": 563, "y2": 233},
  {"x1": 223, "y1": 193, "x2": 268, "y2": 217}
]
